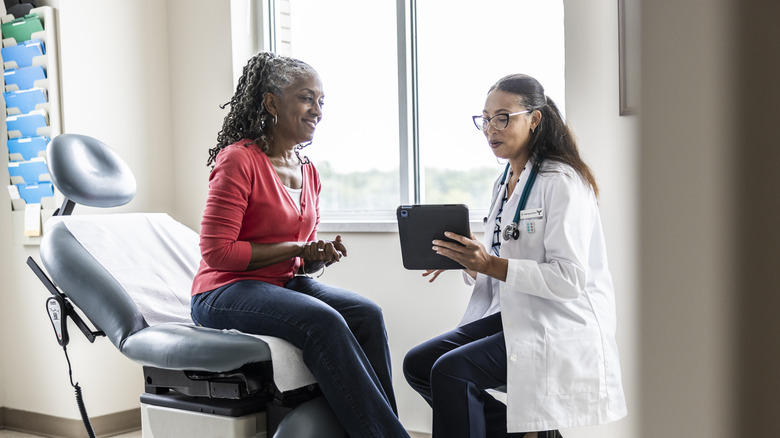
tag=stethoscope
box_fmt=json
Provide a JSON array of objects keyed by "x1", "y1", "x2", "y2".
[{"x1": 484, "y1": 159, "x2": 542, "y2": 240}]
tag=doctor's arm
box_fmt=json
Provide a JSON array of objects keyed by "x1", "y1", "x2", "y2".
[
  {"x1": 433, "y1": 174, "x2": 596, "y2": 302},
  {"x1": 431, "y1": 232, "x2": 508, "y2": 281}
]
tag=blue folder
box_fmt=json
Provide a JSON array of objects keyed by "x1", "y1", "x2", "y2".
[
  {"x1": 16, "y1": 181, "x2": 53, "y2": 204},
  {"x1": 4, "y1": 65, "x2": 46, "y2": 90},
  {"x1": 8, "y1": 158, "x2": 48, "y2": 184},
  {"x1": 6, "y1": 110, "x2": 47, "y2": 137},
  {"x1": 1, "y1": 39, "x2": 45, "y2": 69},
  {"x1": 4, "y1": 88, "x2": 47, "y2": 114},
  {"x1": 7, "y1": 136, "x2": 49, "y2": 161}
]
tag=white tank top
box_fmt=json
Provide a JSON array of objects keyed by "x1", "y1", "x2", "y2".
[{"x1": 285, "y1": 185, "x2": 302, "y2": 212}]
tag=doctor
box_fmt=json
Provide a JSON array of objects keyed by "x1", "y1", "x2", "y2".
[{"x1": 403, "y1": 74, "x2": 627, "y2": 438}]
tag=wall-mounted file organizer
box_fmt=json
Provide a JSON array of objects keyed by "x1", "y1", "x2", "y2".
[{"x1": 2, "y1": 6, "x2": 62, "y2": 245}]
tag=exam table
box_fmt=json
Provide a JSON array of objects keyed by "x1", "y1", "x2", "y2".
[{"x1": 29, "y1": 133, "x2": 345, "y2": 438}]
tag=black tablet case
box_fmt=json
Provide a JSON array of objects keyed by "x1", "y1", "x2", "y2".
[{"x1": 396, "y1": 204, "x2": 470, "y2": 270}]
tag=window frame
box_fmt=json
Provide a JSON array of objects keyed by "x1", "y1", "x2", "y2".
[{"x1": 235, "y1": 0, "x2": 560, "y2": 232}]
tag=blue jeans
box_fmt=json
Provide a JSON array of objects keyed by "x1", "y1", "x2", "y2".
[
  {"x1": 191, "y1": 276, "x2": 409, "y2": 438},
  {"x1": 403, "y1": 312, "x2": 525, "y2": 438}
]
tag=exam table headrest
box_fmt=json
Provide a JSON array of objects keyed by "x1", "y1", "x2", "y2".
[{"x1": 46, "y1": 133, "x2": 136, "y2": 208}]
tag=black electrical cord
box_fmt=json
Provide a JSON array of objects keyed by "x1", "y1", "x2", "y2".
[{"x1": 62, "y1": 345, "x2": 96, "y2": 438}]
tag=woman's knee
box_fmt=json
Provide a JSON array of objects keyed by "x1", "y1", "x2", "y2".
[
  {"x1": 430, "y1": 350, "x2": 469, "y2": 385},
  {"x1": 312, "y1": 305, "x2": 351, "y2": 333},
  {"x1": 348, "y1": 297, "x2": 389, "y2": 338},
  {"x1": 355, "y1": 295, "x2": 385, "y2": 321},
  {"x1": 403, "y1": 342, "x2": 435, "y2": 384}
]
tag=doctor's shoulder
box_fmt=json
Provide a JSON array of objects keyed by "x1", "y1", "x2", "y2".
[
  {"x1": 538, "y1": 161, "x2": 581, "y2": 185},
  {"x1": 538, "y1": 161, "x2": 596, "y2": 200}
]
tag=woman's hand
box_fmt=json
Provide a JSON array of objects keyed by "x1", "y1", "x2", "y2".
[
  {"x1": 422, "y1": 269, "x2": 446, "y2": 283},
  {"x1": 422, "y1": 268, "x2": 477, "y2": 283},
  {"x1": 432, "y1": 232, "x2": 508, "y2": 282},
  {"x1": 299, "y1": 235, "x2": 347, "y2": 266}
]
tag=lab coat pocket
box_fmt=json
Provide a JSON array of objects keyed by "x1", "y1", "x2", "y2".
[
  {"x1": 545, "y1": 327, "x2": 604, "y2": 395},
  {"x1": 519, "y1": 206, "x2": 545, "y2": 250}
]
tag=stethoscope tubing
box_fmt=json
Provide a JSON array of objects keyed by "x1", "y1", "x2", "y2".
[{"x1": 486, "y1": 159, "x2": 542, "y2": 241}]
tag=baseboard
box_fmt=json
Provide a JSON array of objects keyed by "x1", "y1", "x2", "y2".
[{"x1": 0, "y1": 406, "x2": 141, "y2": 438}]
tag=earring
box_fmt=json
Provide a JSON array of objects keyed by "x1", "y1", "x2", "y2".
[{"x1": 272, "y1": 115, "x2": 277, "y2": 125}]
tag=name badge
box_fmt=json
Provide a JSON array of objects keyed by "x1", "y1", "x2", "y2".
[{"x1": 520, "y1": 208, "x2": 543, "y2": 220}]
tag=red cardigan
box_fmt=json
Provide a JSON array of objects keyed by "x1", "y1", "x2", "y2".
[{"x1": 191, "y1": 141, "x2": 320, "y2": 295}]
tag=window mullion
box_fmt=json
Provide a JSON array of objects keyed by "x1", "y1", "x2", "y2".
[{"x1": 397, "y1": 0, "x2": 420, "y2": 205}]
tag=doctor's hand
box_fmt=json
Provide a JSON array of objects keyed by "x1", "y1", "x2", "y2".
[
  {"x1": 423, "y1": 267, "x2": 477, "y2": 283},
  {"x1": 433, "y1": 232, "x2": 505, "y2": 280},
  {"x1": 422, "y1": 269, "x2": 446, "y2": 283}
]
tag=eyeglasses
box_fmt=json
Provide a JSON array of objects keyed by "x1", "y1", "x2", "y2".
[{"x1": 472, "y1": 110, "x2": 532, "y2": 132}]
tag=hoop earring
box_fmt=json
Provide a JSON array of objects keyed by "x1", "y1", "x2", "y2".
[{"x1": 272, "y1": 115, "x2": 277, "y2": 125}]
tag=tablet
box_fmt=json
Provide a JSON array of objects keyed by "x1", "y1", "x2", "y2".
[{"x1": 396, "y1": 204, "x2": 470, "y2": 270}]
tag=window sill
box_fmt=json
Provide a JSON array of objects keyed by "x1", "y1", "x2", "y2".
[
  {"x1": 318, "y1": 219, "x2": 486, "y2": 234},
  {"x1": 318, "y1": 219, "x2": 398, "y2": 233}
]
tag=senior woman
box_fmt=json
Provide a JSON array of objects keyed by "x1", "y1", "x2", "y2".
[{"x1": 190, "y1": 52, "x2": 409, "y2": 438}]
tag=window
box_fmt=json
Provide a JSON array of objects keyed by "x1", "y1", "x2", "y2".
[
  {"x1": 261, "y1": 0, "x2": 565, "y2": 225},
  {"x1": 416, "y1": 1, "x2": 566, "y2": 209},
  {"x1": 281, "y1": 0, "x2": 401, "y2": 219}
]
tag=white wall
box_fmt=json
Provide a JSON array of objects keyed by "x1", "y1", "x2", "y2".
[
  {"x1": 0, "y1": 1, "x2": 639, "y2": 437},
  {"x1": 166, "y1": 0, "x2": 233, "y2": 230},
  {"x1": 0, "y1": 0, "x2": 237, "y2": 420}
]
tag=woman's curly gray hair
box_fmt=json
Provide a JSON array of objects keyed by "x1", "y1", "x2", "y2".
[{"x1": 207, "y1": 52, "x2": 318, "y2": 167}]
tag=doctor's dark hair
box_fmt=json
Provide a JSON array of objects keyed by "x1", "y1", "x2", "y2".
[
  {"x1": 489, "y1": 74, "x2": 599, "y2": 197},
  {"x1": 207, "y1": 52, "x2": 318, "y2": 168}
]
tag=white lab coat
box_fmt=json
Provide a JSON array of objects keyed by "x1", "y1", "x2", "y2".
[{"x1": 460, "y1": 158, "x2": 627, "y2": 432}]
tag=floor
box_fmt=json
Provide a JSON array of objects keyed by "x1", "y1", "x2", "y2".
[
  {"x1": 0, "y1": 431, "x2": 141, "y2": 438},
  {"x1": 0, "y1": 430, "x2": 429, "y2": 438}
]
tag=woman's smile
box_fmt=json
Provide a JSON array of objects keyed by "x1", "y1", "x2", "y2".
[{"x1": 303, "y1": 117, "x2": 318, "y2": 130}]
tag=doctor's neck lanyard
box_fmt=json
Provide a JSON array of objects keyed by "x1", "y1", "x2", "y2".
[{"x1": 487, "y1": 159, "x2": 542, "y2": 241}]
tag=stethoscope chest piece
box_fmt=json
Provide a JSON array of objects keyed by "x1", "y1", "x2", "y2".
[
  {"x1": 491, "y1": 159, "x2": 543, "y2": 241},
  {"x1": 502, "y1": 222, "x2": 520, "y2": 241}
]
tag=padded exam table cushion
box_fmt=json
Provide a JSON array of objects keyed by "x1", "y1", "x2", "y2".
[{"x1": 40, "y1": 213, "x2": 316, "y2": 391}]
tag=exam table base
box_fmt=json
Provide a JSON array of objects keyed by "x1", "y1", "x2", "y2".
[
  {"x1": 140, "y1": 392, "x2": 343, "y2": 438},
  {"x1": 141, "y1": 402, "x2": 268, "y2": 438}
]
